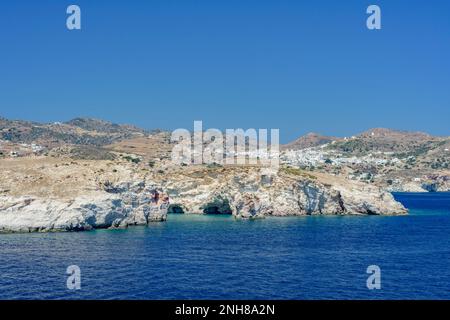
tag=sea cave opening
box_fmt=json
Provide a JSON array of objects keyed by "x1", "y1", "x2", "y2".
[
  {"x1": 168, "y1": 204, "x2": 185, "y2": 214},
  {"x1": 202, "y1": 199, "x2": 233, "y2": 215}
]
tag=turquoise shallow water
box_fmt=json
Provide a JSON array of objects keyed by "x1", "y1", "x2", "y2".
[{"x1": 0, "y1": 192, "x2": 449, "y2": 300}]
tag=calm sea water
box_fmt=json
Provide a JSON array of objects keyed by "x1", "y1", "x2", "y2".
[{"x1": 0, "y1": 192, "x2": 449, "y2": 300}]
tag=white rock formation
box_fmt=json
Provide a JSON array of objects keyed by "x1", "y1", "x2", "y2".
[
  {"x1": 0, "y1": 159, "x2": 407, "y2": 233},
  {"x1": 158, "y1": 166, "x2": 407, "y2": 219},
  {"x1": 0, "y1": 182, "x2": 169, "y2": 233}
]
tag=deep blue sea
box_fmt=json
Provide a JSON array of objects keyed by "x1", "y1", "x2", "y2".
[{"x1": 0, "y1": 192, "x2": 449, "y2": 300}]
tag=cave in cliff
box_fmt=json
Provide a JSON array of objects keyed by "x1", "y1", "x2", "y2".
[
  {"x1": 168, "y1": 204, "x2": 185, "y2": 214},
  {"x1": 202, "y1": 199, "x2": 233, "y2": 215}
]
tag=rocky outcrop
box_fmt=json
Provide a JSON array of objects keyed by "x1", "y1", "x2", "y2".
[
  {"x1": 0, "y1": 182, "x2": 168, "y2": 233},
  {"x1": 386, "y1": 175, "x2": 450, "y2": 193},
  {"x1": 0, "y1": 158, "x2": 407, "y2": 233},
  {"x1": 158, "y1": 166, "x2": 407, "y2": 219}
]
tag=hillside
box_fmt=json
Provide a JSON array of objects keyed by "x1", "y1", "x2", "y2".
[
  {"x1": 282, "y1": 133, "x2": 338, "y2": 150},
  {"x1": 282, "y1": 128, "x2": 450, "y2": 192},
  {"x1": 0, "y1": 116, "x2": 148, "y2": 148},
  {"x1": 1, "y1": 116, "x2": 449, "y2": 195}
]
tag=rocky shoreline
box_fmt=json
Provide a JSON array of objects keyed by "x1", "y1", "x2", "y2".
[
  {"x1": 0, "y1": 183, "x2": 169, "y2": 233},
  {"x1": 7, "y1": 117, "x2": 450, "y2": 233},
  {"x1": 0, "y1": 159, "x2": 407, "y2": 233}
]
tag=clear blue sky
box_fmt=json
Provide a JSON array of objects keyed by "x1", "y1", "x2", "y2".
[{"x1": 0, "y1": 0, "x2": 449, "y2": 142}]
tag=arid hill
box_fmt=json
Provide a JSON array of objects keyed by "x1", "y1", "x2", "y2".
[
  {"x1": 0, "y1": 116, "x2": 148, "y2": 148},
  {"x1": 282, "y1": 132, "x2": 338, "y2": 150},
  {"x1": 282, "y1": 128, "x2": 450, "y2": 192}
]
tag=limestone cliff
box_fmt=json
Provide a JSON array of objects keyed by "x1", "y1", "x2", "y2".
[
  {"x1": 156, "y1": 166, "x2": 406, "y2": 219},
  {"x1": 0, "y1": 157, "x2": 407, "y2": 233},
  {"x1": 0, "y1": 183, "x2": 169, "y2": 233}
]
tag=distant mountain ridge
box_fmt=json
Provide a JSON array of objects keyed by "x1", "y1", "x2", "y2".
[
  {"x1": 284, "y1": 127, "x2": 448, "y2": 154},
  {"x1": 282, "y1": 133, "x2": 338, "y2": 150},
  {"x1": 357, "y1": 128, "x2": 433, "y2": 140},
  {"x1": 1, "y1": 116, "x2": 449, "y2": 158},
  {"x1": 65, "y1": 117, "x2": 148, "y2": 135},
  {"x1": 0, "y1": 116, "x2": 148, "y2": 147}
]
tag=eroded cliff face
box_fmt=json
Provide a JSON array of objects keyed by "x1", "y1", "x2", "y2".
[
  {"x1": 0, "y1": 157, "x2": 407, "y2": 233},
  {"x1": 157, "y1": 166, "x2": 407, "y2": 219},
  {"x1": 0, "y1": 178, "x2": 169, "y2": 233}
]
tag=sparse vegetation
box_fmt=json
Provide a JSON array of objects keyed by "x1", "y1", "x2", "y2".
[
  {"x1": 122, "y1": 155, "x2": 141, "y2": 164},
  {"x1": 281, "y1": 166, "x2": 317, "y2": 180}
]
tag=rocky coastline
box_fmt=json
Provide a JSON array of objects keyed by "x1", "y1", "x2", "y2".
[
  {"x1": 0, "y1": 158, "x2": 407, "y2": 233},
  {"x1": 5, "y1": 117, "x2": 450, "y2": 233}
]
